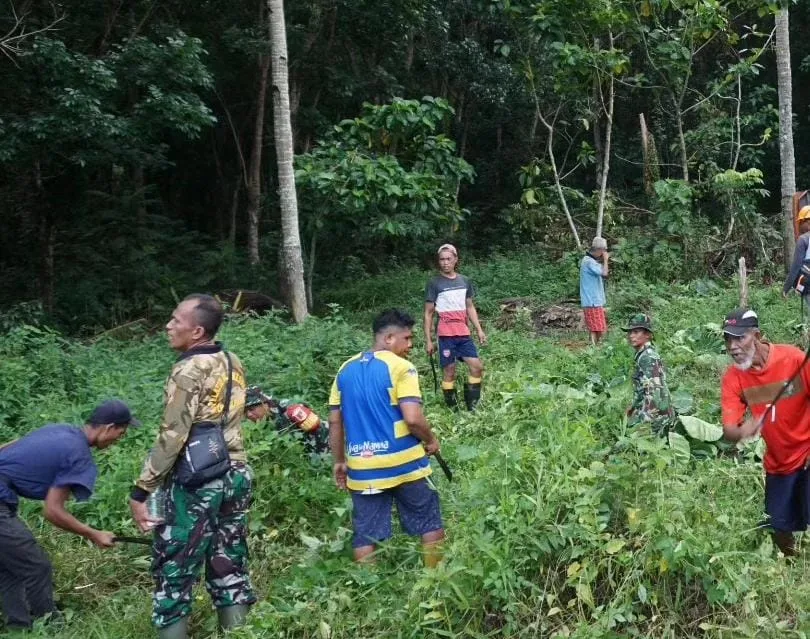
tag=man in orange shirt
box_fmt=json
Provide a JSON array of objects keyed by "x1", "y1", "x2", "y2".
[{"x1": 720, "y1": 308, "x2": 810, "y2": 555}]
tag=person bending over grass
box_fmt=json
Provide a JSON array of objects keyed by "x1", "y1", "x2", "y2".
[
  {"x1": 329, "y1": 308, "x2": 445, "y2": 566},
  {"x1": 720, "y1": 308, "x2": 810, "y2": 556},
  {"x1": 0, "y1": 400, "x2": 137, "y2": 630},
  {"x1": 424, "y1": 243, "x2": 486, "y2": 411}
]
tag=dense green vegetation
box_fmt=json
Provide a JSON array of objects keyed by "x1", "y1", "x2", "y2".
[
  {"x1": 2, "y1": 254, "x2": 809, "y2": 638},
  {"x1": 2, "y1": 1, "x2": 810, "y2": 331}
]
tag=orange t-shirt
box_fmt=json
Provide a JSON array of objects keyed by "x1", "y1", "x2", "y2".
[{"x1": 721, "y1": 343, "x2": 810, "y2": 474}]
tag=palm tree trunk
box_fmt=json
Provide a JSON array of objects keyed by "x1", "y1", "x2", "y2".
[
  {"x1": 268, "y1": 0, "x2": 308, "y2": 322},
  {"x1": 776, "y1": 7, "x2": 796, "y2": 270}
]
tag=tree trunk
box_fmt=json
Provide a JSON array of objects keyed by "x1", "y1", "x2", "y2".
[
  {"x1": 538, "y1": 109, "x2": 582, "y2": 250},
  {"x1": 268, "y1": 0, "x2": 309, "y2": 322},
  {"x1": 246, "y1": 52, "x2": 270, "y2": 266},
  {"x1": 306, "y1": 230, "x2": 316, "y2": 310},
  {"x1": 33, "y1": 160, "x2": 55, "y2": 315},
  {"x1": 596, "y1": 73, "x2": 614, "y2": 238},
  {"x1": 133, "y1": 164, "x2": 146, "y2": 225},
  {"x1": 228, "y1": 177, "x2": 241, "y2": 248},
  {"x1": 674, "y1": 100, "x2": 689, "y2": 182},
  {"x1": 776, "y1": 7, "x2": 796, "y2": 270}
]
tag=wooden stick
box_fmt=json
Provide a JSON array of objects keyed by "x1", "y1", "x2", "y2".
[{"x1": 739, "y1": 257, "x2": 748, "y2": 308}]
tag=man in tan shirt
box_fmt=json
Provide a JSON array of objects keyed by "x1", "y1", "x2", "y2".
[{"x1": 129, "y1": 294, "x2": 255, "y2": 639}]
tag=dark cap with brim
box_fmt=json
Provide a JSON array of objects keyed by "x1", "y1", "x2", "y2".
[
  {"x1": 722, "y1": 308, "x2": 758, "y2": 337},
  {"x1": 87, "y1": 399, "x2": 141, "y2": 427}
]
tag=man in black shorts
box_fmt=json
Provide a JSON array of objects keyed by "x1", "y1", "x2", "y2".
[{"x1": 424, "y1": 244, "x2": 487, "y2": 410}]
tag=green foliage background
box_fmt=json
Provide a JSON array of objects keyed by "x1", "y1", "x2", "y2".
[{"x1": 3, "y1": 254, "x2": 809, "y2": 637}]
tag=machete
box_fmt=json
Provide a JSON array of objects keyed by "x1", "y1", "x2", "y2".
[
  {"x1": 113, "y1": 535, "x2": 152, "y2": 546},
  {"x1": 434, "y1": 452, "x2": 453, "y2": 482}
]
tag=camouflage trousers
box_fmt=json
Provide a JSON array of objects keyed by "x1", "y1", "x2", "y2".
[{"x1": 151, "y1": 464, "x2": 257, "y2": 628}]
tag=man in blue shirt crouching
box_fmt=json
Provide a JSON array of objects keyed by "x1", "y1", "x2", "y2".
[{"x1": 0, "y1": 399, "x2": 139, "y2": 630}]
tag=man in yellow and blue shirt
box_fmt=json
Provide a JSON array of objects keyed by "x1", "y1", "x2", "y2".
[{"x1": 329, "y1": 308, "x2": 445, "y2": 565}]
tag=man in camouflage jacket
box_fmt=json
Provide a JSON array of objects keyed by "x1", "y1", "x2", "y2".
[
  {"x1": 623, "y1": 313, "x2": 675, "y2": 436},
  {"x1": 129, "y1": 294, "x2": 256, "y2": 639}
]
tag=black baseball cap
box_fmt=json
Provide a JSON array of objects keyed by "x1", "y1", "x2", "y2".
[
  {"x1": 87, "y1": 399, "x2": 141, "y2": 427},
  {"x1": 722, "y1": 309, "x2": 759, "y2": 337}
]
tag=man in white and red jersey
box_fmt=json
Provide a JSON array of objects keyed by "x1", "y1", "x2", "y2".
[
  {"x1": 720, "y1": 308, "x2": 810, "y2": 556},
  {"x1": 424, "y1": 244, "x2": 486, "y2": 410}
]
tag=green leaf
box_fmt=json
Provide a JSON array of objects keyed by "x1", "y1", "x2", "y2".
[
  {"x1": 672, "y1": 390, "x2": 693, "y2": 414},
  {"x1": 668, "y1": 431, "x2": 691, "y2": 461},
  {"x1": 679, "y1": 415, "x2": 723, "y2": 442}
]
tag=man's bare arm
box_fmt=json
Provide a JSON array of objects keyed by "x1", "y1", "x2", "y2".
[
  {"x1": 424, "y1": 302, "x2": 436, "y2": 355},
  {"x1": 44, "y1": 486, "x2": 114, "y2": 548},
  {"x1": 400, "y1": 402, "x2": 439, "y2": 454}
]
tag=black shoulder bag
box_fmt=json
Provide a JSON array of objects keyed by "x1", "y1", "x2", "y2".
[{"x1": 174, "y1": 352, "x2": 233, "y2": 487}]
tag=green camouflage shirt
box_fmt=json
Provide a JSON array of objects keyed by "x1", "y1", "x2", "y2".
[
  {"x1": 136, "y1": 345, "x2": 247, "y2": 492},
  {"x1": 628, "y1": 342, "x2": 674, "y2": 433}
]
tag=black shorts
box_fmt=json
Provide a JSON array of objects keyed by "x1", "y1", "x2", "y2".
[
  {"x1": 350, "y1": 478, "x2": 443, "y2": 548},
  {"x1": 765, "y1": 466, "x2": 810, "y2": 532}
]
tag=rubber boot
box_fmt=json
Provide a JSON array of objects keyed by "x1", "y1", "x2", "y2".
[
  {"x1": 217, "y1": 604, "x2": 250, "y2": 630},
  {"x1": 158, "y1": 617, "x2": 189, "y2": 639},
  {"x1": 464, "y1": 383, "x2": 481, "y2": 411},
  {"x1": 442, "y1": 388, "x2": 458, "y2": 410}
]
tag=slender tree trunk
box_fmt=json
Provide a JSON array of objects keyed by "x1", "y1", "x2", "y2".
[
  {"x1": 306, "y1": 230, "x2": 316, "y2": 310},
  {"x1": 228, "y1": 177, "x2": 241, "y2": 248},
  {"x1": 674, "y1": 102, "x2": 689, "y2": 182},
  {"x1": 246, "y1": 53, "x2": 270, "y2": 266},
  {"x1": 596, "y1": 73, "x2": 614, "y2": 238},
  {"x1": 538, "y1": 108, "x2": 582, "y2": 250},
  {"x1": 268, "y1": 0, "x2": 308, "y2": 322},
  {"x1": 133, "y1": 164, "x2": 146, "y2": 225},
  {"x1": 32, "y1": 160, "x2": 55, "y2": 315},
  {"x1": 776, "y1": 6, "x2": 796, "y2": 270}
]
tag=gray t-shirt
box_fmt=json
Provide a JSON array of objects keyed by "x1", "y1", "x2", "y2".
[{"x1": 425, "y1": 274, "x2": 474, "y2": 337}]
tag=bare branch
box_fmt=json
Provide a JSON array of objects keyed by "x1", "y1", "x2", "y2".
[{"x1": 0, "y1": 1, "x2": 65, "y2": 61}]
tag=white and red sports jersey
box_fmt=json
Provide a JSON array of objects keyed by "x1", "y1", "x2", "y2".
[{"x1": 425, "y1": 274, "x2": 474, "y2": 337}]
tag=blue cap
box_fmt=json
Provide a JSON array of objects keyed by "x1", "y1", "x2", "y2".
[{"x1": 87, "y1": 399, "x2": 141, "y2": 427}]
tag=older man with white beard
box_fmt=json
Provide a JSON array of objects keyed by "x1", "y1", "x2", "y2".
[{"x1": 720, "y1": 309, "x2": 810, "y2": 556}]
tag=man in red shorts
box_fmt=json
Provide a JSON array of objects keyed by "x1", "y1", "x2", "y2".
[
  {"x1": 580, "y1": 237, "x2": 609, "y2": 345},
  {"x1": 720, "y1": 308, "x2": 810, "y2": 556}
]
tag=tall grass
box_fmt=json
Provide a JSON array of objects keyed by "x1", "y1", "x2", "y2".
[{"x1": 1, "y1": 256, "x2": 808, "y2": 638}]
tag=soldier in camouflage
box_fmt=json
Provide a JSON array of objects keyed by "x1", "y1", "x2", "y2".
[
  {"x1": 622, "y1": 313, "x2": 675, "y2": 436},
  {"x1": 129, "y1": 294, "x2": 256, "y2": 639}
]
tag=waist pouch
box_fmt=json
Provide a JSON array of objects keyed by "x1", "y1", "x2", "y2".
[
  {"x1": 174, "y1": 352, "x2": 234, "y2": 488},
  {"x1": 174, "y1": 421, "x2": 231, "y2": 487}
]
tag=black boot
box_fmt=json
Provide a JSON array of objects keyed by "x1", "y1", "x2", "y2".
[
  {"x1": 464, "y1": 383, "x2": 481, "y2": 411},
  {"x1": 442, "y1": 388, "x2": 458, "y2": 410}
]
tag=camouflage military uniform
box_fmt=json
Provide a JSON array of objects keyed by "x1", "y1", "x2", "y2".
[
  {"x1": 628, "y1": 342, "x2": 675, "y2": 436},
  {"x1": 135, "y1": 344, "x2": 256, "y2": 628}
]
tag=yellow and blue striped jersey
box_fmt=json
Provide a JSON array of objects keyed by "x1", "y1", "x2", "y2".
[{"x1": 329, "y1": 350, "x2": 431, "y2": 491}]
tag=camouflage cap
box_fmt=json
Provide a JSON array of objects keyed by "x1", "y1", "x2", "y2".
[
  {"x1": 245, "y1": 386, "x2": 271, "y2": 408},
  {"x1": 621, "y1": 313, "x2": 653, "y2": 332}
]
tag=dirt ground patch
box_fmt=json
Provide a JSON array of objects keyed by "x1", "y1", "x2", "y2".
[{"x1": 495, "y1": 297, "x2": 586, "y2": 337}]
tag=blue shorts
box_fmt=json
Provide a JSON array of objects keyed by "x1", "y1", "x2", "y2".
[
  {"x1": 765, "y1": 466, "x2": 810, "y2": 532},
  {"x1": 350, "y1": 478, "x2": 443, "y2": 548},
  {"x1": 438, "y1": 336, "x2": 478, "y2": 368}
]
